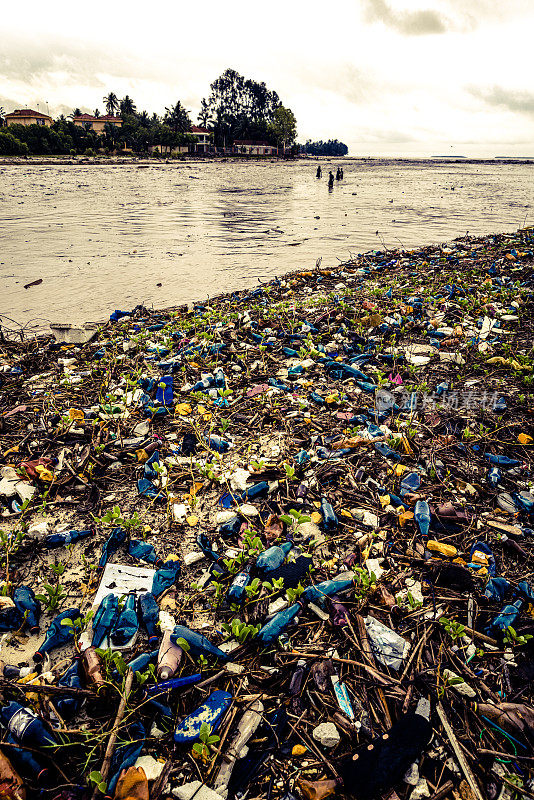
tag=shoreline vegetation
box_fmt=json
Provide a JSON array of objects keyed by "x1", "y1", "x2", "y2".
[{"x1": 0, "y1": 227, "x2": 534, "y2": 797}]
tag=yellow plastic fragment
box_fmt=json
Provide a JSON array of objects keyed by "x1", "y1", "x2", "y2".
[
  {"x1": 426, "y1": 540, "x2": 458, "y2": 558},
  {"x1": 310, "y1": 511, "x2": 322, "y2": 523},
  {"x1": 398, "y1": 511, "x2": 414, "y2": 527},
  {"x1": 379, "y1": 495, "x2": 391, "y2": 508},
  {"x1": 35, "y1": 466, "x2": 54, "y2": 482},
  {"x1": 68, "y1": 408, "x2": 84, "y2": 421},
  {"x1": 340, "y1": 509, "x2": 353, "y2": 518},
  {"x1": 187, "y1": 515, "x2": 199, "y2": 526},
  {"x1": 292, "y1": 745, "x2": 307, "y2": 756},
  {"x1": 518, "y1": 433, "x2": 533, "y2": 445},
  {"x1": 175, "y1": 403, "x2": 192, "y2": 416},
  {"x1": 136, "y1": 449, "x2": 148, "y2": 463}
]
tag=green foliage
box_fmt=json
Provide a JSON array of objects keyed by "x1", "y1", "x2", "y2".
[
  {"x1": 302, "y1": 139, "x2": 348, "y2": 156},
  {"x1": 88, "y1": 770, "x2": 107, "y2": 794},
  {"x1": 0, "y1": 131, "x2": 29, "y2": 156},
  {"x1": 221, "y1": 618, "x2": 260, "y2": 643},
  {"x1": 440, "y1": 617, "x2": 466, "y2": 641},
  {"x1": 503, "y1": 625, "x2": 533, "y2": 647},
  {"x1": 192, "y1": 722, "x2": 220, "y2": 761},
  {"x1": 98, "y1": 505, "x2": 143, "y2": 534},
  {"x1": 35, "y1": 582, "x2": 66, "y2": 611}
]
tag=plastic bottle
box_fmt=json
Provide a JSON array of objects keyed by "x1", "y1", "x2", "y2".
[
  {"x1": 152, "y1": 557, "x2": 181, "y2": 598},
  {"x1": 374, "y1": 442, "x2": 402, "y2": 462},
  {"x1": 170, "y1": 625, "x2": 228, "y2": 661},
  {"x1": 486, "y1": 598, "x2": 524, "y2": 637},
  {"x1": 486, "y1": 454, "x2": 521, "y2": 468},
  {"x1": 98, "y1": 527, "x2": 126, "y2": 570},
  {"x1": 145, "y1": 673, "x2": 202, "y2": 695},
  {"x1": 399, "y1": 472, "x2": 421, "y2": 497},
  {"x1": 487, "y1": 467, "x2": 502, "y2": 488},
  {"x1": 34, "y1": 607, "x2": 80, "y2": 662},
  {"x1": 235, "y1": 481, "x2": 269, "y2": 503},
  {"x1": 227, "y1": 565, "x2": 252, "y2": 606},
  {"x1": 157, "y1": 630, "x2": 183, "y2": 680},
  {"x1": 197, "y1": 533, "x2": 224, "y2": 564},
  {"x1": 138, "y1": 592, "x2": 160, "y2": 645},
  {"x1": 54, "y1": 659, "x2": 83, "y2": 719},
  {"x1": 320, "y1": 498, "x2": 338, "y2": 533},
  {"x1": 289, "y1": 660, "x2": 307, "y2": 695},
  {"x1": 256, "y1": 541, "x2": 293, "y2": 574},
  {"x1": 213, "y1": 699, "x2": 264, "y2": 795},
  {"x1": 13, "y1": 586, "x2": 40, "y2": 634},
  {"x1": 125, "y1": 650, "x2": 159, "y2": 675},
  {"x1": 301, "y1": 578, "x2": 354, "y2": 606},
  {"x1": 257, "y1": 603, "x2": 301, "y2": 646},
  {"x1": 110, "y1": 594, "x2": 138, "y2": 647},
  {"x1": 106, "y1": 720, "x2": 146, "y2": 797},
  {"x1": 214, "y1": 368, "x2": 226, "y2": 389},
  {"x1": 92, "y1": 594, "x2": 119, "y2": 648},
  {"x1": 0, "y1": 702, "x2": 58, "y2": 749},
  {"x1": 155, "y1": 375, "x2": 173, "y2": 405},
  {"x1": 81, "y1": 646, "x2": 106, "y2": 689},
  {"x1": 219, "y1": 515, "x2": 243, "y2": 539},
  {"x1": 4, "y1": 731, "x2": 48, "y2": 783},
  {"x1": 414, "y1": 500, "x2": 431, "y2": 539},
  {"x1": 205, "y1": 434, "x2": 230, "y2": 453},
  {"x1": 128, "y1": 539, "x2": 163, "y2": 568},
  {"x1": 329, "y1": 596, "x2": 350, "y2": 626},
  {"x1": 43, "y1": 528, "x2": 94, "y2": 548}
]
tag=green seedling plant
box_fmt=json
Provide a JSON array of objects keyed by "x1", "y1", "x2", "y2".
[
  {"x1": 279, "y1": 508, "x2": 311, "y2": 536},
  {"x1": 88, "y1": 771, "x2": 107, "y2": 795},
  {"x1": 503, "y1": 626, "x2": 533, "y2": 648},
  {"x1": 440, "y1": 617, "x2": 466, "y2": 641},
  {"x1": 36, "y1": 582, "x2": 66, "y2": 612},
  {"x1": 97, "y1": 505, "x2": 144, "y2": 536},
  {"x1": 286, "y1": 582, "x2": 305, "y2": 604},
  {"x1": 221, "y1": 617, "x2": 260, "y2": 643},
  {"x1": 192, "y1": 722, "x2": 220, "y2": 764}
]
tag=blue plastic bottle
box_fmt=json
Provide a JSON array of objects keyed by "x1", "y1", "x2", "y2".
[
  {"x1": 106, "y1": 720, "x2": 146, "y2": 796},
  {"x1": 170, "y1": 625, "x2": 228, "y2": 661},
  {"x1": 34, "y1": 607, "x2": 80, "y2": 662},
  {"x1": 414, "y1": 500, "x2": 431, "y2": 539},
  {"x1": 301, "y1": 578, "x2": 354, "y2": 605},
  {"x1": 257, "y1": 603, "x2": 301, "y2": 646},
  {"x1": 98, "y1": 527, "x2": 126, "y2": 570},
  {"x1": 374, "y1": 442, "x2": 402, "y2": 462},
  {"x1": 92, "y1": 594, "x2": 119, "y2": 648},
  {"x1": 486, "y1": 599, "x2": 524, "y2": 637},
  {"x1": 320, "y1": 498, "x2": 338, "y2": 533},
  {"x1": 152, "y1": 557, "x2": 181, "y2": 598},
  {"x1": 0, "y1": 701, "x2": 58, "y2": 749},
  {"x1": 13, "y1": 586, "x2": 41, "y2": 634},
  {"x1": 205, "y1": 434, "x2": 230, "y2": 453},
  {"x1": 236, "y1": 481, "x2": 269, "y2": 503},
  {"x1": 138, "y1": 592, "x2": 160, "y2": 645},
  {"x1": 156, "y1": 375, "x2": 173, "y2": 406},
  {"x1": 44, "y1": 528, "x2": 94, "y2": 548},
  {"x1": 128, "y1": 539, "x2": 164, "y2": 568},
  {"x1": 214, "y1": 368, "x2": 226, "y2": 389},
  {"x1": 486, "y1": 454, "x2": 521, "y2": 468},
  {"x1": 110, "y1": 594, "x2": 138, "y2": 647},
  {"x1": 4, "y1": 731, "x2": 48, "y2": 782},
  {"x1": 256, "y1": 541, "x2": 293, "y2": 574},
  {"x1": 487, "y1": 467, "x2": 502, "y2": 488},
  {"x1": 227, "y1": 566, "x2": 251, "y2": 606},
  {"x1": 219, "y1": 515, "x2": 243, "y2": 539},
  {"x1": 400, "y1": 472, "x2": 421, "y2": 497},
  {"x1": 54, "y1": 659, "x2": 83, "y2": 719}
]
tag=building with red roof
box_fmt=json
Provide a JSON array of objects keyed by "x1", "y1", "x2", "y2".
[{"x1": 5, "y1": 109, "x2": 52, "y2": 127}]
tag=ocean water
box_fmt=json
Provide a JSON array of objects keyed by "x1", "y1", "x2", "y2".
[{"x1": 0, "y1": 158, "x2": 532, "y2": 329}]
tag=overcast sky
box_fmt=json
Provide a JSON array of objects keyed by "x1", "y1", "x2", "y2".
[{"x1": 1, "y1": 0, "x2": 533, "y2": 157}]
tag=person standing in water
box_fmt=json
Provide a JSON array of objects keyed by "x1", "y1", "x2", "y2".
[
  {"x1": 328, "y1": 171, "x2": 334, "y2": 190},
  {"x1": 336, "y1": 167, "x2": 342, "y2": 180},
  {"x1": 316, "y1": 165, "x2": 322, "y2": 178}
]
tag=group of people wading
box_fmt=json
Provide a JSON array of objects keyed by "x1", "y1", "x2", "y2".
[{"x1": 316, "y1": 164, "x2": 343, "y2": 189}]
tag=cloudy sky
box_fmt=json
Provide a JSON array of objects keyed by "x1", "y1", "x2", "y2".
[{"x1": 1, "y1": 0, "x2": 533, "y2": 156}]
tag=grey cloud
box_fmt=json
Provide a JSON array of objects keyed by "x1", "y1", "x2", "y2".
[
  {"x1": 357, "y1": 127, "x2": 418, "y2": 142},
  {"x1": 470, "y1": 86, "x2": 534, "y2": 116},
  {"x1": 362, "y1": 0, "x2": 449, "y2": 35}
]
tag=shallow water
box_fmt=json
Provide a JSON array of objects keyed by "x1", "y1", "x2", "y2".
[{"x1": 1, "y1": 159, "x2": 532, "y2": 328}]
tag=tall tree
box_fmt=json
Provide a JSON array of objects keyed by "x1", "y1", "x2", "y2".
[
  {"x1": 198, "y1": 98, "x2": 211, "y2": 128},
  {"x1": 103, "y1": 92, "x2": 119, "y2": 115},
  {"x1": 93, "y1": 109, "x2": 101, "y2": 117},
  {"x1": 268, "y1": 106, "x2": 297, "y2": 151},
  {"x1": 71, "y1": 108, "x2": 82, "y2": 118},
  {"x1": 164, "y1": 101, "x2": 191, "y2": 134},
  {"x1": 201, "y1": 68, "x2": 284, "y2": 146},
  {"x1": 120, "y1": 95, "x2": 137, "y2": 116}
]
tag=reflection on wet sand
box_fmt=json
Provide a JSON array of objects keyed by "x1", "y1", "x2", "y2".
[{"x1": 0, "y1": 159, "x2": 531, "y2": 327}]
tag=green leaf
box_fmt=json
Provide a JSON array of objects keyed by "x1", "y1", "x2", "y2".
[
  {"x1": 279, "y1": 515, "x2": 293, "y2": 525},
  {"x1": 60, "y1": 618, "x2": 73, "y2": 627},
  {"x1": 174, "y1": 637, "x2": 190, "y2": 652}
]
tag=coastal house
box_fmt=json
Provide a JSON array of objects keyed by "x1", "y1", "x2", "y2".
[
  {"x1": 189, "y1": 126, "x2": 213, "y2": 153},
  {"x1": 233, "y1": 139, "x2": 278, "y2": 156},
  {"x1": 5, "y1": 109, "x2": 52, "y2": 127},
  {"x1": 72, "y1": 114, "x2": 122, "y2": 133}
]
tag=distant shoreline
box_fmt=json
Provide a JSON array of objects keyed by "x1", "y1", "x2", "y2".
[{"x1": 1, "y1": 154, "x2": 533, "y2": 166}]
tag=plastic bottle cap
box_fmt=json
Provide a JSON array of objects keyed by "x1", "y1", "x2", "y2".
[
  {"x1": 148, "y1": 635, "x2": 159, "y2": 645},
  {"x1": 30, "y1": 626, "x2": 40, "y2": 634},
  {"x1": 159, "y1": 668, "x2": 172, "y2": 680},
  {"x1": 33, "y1": 651, "x2": 44, "y2": 662}
]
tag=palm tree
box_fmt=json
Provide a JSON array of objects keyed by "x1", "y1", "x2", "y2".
[
  {"x1": 103, "y1": 92, "x2": 118, "y2": 115},
  {"x1": 120, "y1": 95, "x2": 137, "y2": 116},
  {"x1": 198, "y1": 99, "x2": 212, "y2": 128},
  {"x1": 94, "y1": 109, "x2": 101, "y2": 117},
  {"x1": 0, "y1": 106, "x2": 5, "y2": 127},
  {"x1": 71, "y1": 108, "x2": 82, "y2": 118},
  {"x1": 164, "y1": 101, "x2": 191, "y2": 134}
]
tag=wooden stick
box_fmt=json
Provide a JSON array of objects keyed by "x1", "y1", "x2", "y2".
[
  {"x1": 91, "y1": 668, "x2": 134, "y2": 800},
  {"x1": 436, "y1": 702, "x2": 484, "y2": 800}
]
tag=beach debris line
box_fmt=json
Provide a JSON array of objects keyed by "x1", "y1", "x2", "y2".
[{"x1": 0, "y1": 227, "x2": 533, "y2": 800}]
